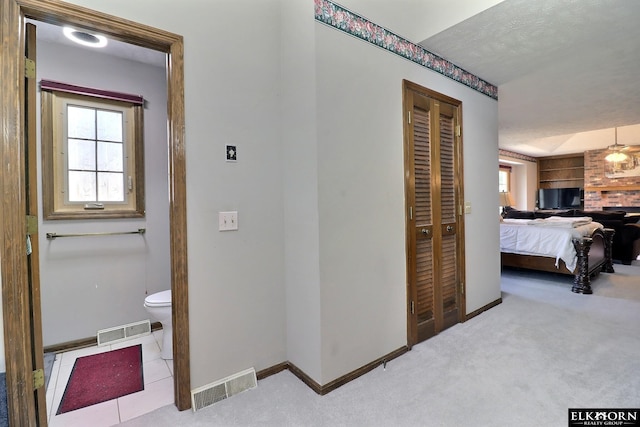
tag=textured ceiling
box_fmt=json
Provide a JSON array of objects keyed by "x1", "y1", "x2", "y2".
[
  {"x1": 342, "y1": 0, "x2": 640, "y2": 157},
  {"x1": 335, "y1": 0, "x2": 505, "y2": 42},
  {"x1": 420, "y1": 0, "x2": 640, "y2": 156}
]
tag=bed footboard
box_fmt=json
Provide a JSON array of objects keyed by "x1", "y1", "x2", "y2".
[
  {"x1": 501, "y1": 227, "x2": 614, "y2": 294},
  {"x1": 571, "y1": 228, "x2": 615, "y2": 294}
]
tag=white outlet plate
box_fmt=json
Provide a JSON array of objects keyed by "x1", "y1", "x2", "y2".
[{"x1": 219, "y1": 211, "x2": 238, "y2": 231}]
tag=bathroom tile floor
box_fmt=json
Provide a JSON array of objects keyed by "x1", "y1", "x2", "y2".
[{"x1": 46, "y1": 330, "x2": 174, "y2": 427}]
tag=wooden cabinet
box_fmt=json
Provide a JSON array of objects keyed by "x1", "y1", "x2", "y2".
[{"x1": 537, "y1": 154, "x2": 584, "y2": 189}]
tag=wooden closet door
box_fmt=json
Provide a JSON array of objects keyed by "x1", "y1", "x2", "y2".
[
  {"x1": 437, "y1": 102, "x2": 461, "y2": 332},
  {"x1": 404, "y1": 80, "x2": 464, "y2": 347},
  {"x1": 409, "y1": 92, "x2": 436, "y2": 341}
]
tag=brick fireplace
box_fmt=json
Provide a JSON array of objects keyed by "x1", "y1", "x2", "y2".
[{"x1": 584, "y1": 148, "x2": 640, "y2": 210}]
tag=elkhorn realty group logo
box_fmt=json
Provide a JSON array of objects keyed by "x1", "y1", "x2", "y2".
[{"x1": 569, "y1": 409, "x2": 640, "y2": 426}]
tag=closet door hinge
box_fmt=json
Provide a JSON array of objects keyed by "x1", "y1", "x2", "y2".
[
  {"x1": 33, "y1": 368, "x2": 44, "y2": 390},
  {"x1": 408, "y1": 111, "x2": 411, "y2": 124},
  {"x1": 26, "y1": 215, "x2": 38, "y2": 236},
  {"x1": 459, "y1": 282, "x2": 465, "y2": 295},
  {"x1": 25, "y1": 58, "x2": 36, "y2": 79},
  {"x1": 410, "y1": 300, "x2": 415, "y2": 314},
  {"x1": 455, "y1": 125, "x2": 461, "y2": 137}
]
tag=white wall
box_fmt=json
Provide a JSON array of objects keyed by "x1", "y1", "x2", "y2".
[
  {"x1": 24, "y1": 0, "x2": 288, "y2": 391},
  {"x1": 36, "y1": 40, "x2": 170, "y2": 346},
  {"x1": 500, "y1": 156, "x2": 538, "y2": 211},
  {"x1": 315, "y1": 27, "x2": 408, "y2": 383},
  {"x1": 315, "y1": 24, "x2": 500, "y2": 382},
  {"x1": 281, "y1": 0, "x2": 323, "y2": 380},
  {"x1": 523, "y1": 160, "x2": 538, "y2": 210}
]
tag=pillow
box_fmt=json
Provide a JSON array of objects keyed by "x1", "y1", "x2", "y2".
[{"x1": 505, "y1": 210, "x2": 535, "y2": 219}]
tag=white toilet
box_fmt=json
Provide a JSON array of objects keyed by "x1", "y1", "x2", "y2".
[{"x1": 144, "y1": 289, "x2": 173, "y2": 360}]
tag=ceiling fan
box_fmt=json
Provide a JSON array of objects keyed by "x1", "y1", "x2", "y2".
[{"x1": 604, "y1": 128, "x2": 630, "y2": 162}]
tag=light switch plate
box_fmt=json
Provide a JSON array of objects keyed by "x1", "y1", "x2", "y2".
[{"x1": 219, "y1": 211, "x2": 238, "y2": 231}]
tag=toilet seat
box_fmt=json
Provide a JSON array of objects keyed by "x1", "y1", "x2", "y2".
[{"x1": 144, "y1": 289, "x2": 171, "y2": 307}]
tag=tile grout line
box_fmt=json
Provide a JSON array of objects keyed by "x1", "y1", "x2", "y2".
[{"x1": 117, "y1": 394, "x2": 123, "y2": 423}]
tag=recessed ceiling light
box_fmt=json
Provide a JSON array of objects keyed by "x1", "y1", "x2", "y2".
[{"x1": 63, "y1": 27, "x2": 107, "y2": 48}]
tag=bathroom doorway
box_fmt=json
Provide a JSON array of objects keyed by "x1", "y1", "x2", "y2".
[{"x1": 0, "y1": 1, "x2": 190, "y2": 424}]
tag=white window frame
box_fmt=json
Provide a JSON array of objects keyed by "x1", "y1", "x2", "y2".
[
  {"x1": 499, "y1": 166, "x2": 511, "y2": 193},
  {"x1": 41, "y1": 89, "x2": 145, "y2": 220}
]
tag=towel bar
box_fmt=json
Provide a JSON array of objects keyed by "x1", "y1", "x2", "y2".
[{"x1": 46, "y1": 228, "x2": 146, "y2": 240}]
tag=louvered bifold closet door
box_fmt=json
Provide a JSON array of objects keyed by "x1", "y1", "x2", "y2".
[
  {"x1": 404, "y1": 80, "x2": 464, "y2": 347},
  {"x1": 412, "y1": 96, "x2": 436, "y2": 340},
  {"x1": 438, "y1": 104, "x2": 460, "y2": 331}
]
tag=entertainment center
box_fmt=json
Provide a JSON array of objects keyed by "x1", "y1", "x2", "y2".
[
  {"x1": 532, "y1": 152, "x2": 640, "y2": 264},
  {"x1": 537, "y1": 153, "x2": 585, "y2": 209}
]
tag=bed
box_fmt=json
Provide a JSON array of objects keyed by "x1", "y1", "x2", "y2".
[{"x1": 500, "y1": 216, "x2": 615, "y2": 294}]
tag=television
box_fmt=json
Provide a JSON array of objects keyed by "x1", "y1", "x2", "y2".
[{"x1": 538, "y1": 187, "x2": 583, "y2": 210}]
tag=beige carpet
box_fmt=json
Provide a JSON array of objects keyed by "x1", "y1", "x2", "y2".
[{"x1": 120, "y1": 264, "x2": 640, "y2": 427}]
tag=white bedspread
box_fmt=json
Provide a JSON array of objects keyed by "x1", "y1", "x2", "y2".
[{"x1": 500, "y1": 219, "x2": 603, "y2": 273}]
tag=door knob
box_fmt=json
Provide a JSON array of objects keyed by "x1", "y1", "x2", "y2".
[
  {"x1": 446, "y1": 225, "x2": 453, "y2": 232},
  {"x1": 421, "y1": 228, "x2": 430, "y2": 235}
]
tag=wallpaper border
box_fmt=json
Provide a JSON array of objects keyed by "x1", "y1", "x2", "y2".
[{"x1": 314, "y1": 0, "x2": 498, "y2": 100}]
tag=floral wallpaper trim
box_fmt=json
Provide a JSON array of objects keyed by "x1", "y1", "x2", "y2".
[
  {"x1": 314, "y1": 0, "x2": 498, "y2": 100},
  {"x1": 499, "y1": 149, "x2": 536, "y2": 163}
]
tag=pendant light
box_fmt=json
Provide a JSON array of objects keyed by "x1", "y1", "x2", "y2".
[{"x1": 604, "y1": 127, "x2": 629, "y2": 162}]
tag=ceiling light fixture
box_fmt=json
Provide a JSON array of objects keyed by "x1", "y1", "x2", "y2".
[
  {"x1": 604, "y1": 127, "x2": 629, "y2": 163},
  {"x1": 63, "y1": 27, "x2": 108, "y2": 48}
]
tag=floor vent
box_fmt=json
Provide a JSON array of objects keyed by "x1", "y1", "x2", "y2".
[
  {"x1": 191, "y1": 368, "x2": 257, "y2": 412},
  {"x1": 97, "y1": 320, "x2": 151, "y2": 346}
]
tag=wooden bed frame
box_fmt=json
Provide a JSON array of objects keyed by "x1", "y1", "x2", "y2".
[{"x1": 501, "y1": 227, "x2": 615, "y2": 294}]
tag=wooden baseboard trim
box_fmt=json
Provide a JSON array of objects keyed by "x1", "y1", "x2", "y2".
[
  {"x1": 43, "y1": 321, "x2": 162, "y2": 353},
  {"x1": 256, "y1": 362, "x2": 288, "y2": 381},
  {"x1": 259, "y1": 346, "x2": 409, "y2": 396},
  {"x1": 287, "y1": 362, "x2": 324, "y2": 394},
  {"x1": 318, "y1": 346, "x2": 408, "y2": 395},
  {"x1": 464, "y1": 298, "x2": 502, "y2": 321}
]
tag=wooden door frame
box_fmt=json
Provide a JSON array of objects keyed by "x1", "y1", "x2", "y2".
[
  {"x1": 402, "y1": 79, "x2": 466, "y2": 348},
  {"x1": 25, "y1": 21, "x2": 48, "y2": 423},
  {"x1": 0, "y1": 0, "x2": 191, "y2": 423}
]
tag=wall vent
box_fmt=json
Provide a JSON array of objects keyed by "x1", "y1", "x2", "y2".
[
  {"x1": 97, "y1": 320, "x2": 151, "y2": 346},
  {"x1": 191, "y1": 368, "x2": 257, "y2": 412}
]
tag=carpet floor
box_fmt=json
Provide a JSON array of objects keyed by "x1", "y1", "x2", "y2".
[
  {"x1": 119, "y1": 264, "x2": 640, "y2": 427},
  {"x1": 57, "y1": 344, "x2": 144, "y2": 415}
]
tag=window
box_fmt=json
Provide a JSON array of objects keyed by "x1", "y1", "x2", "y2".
[
  {"x1": 41, "y1": 81, "x2": 145, "y2": 219},
  {"x1": 499, "y1": 165, "x2": 511, "y2": 193}
]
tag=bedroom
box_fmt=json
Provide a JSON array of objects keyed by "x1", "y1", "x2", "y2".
[{"x1": 499, "y1": 128, "x2": 640, "y2": 274}]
